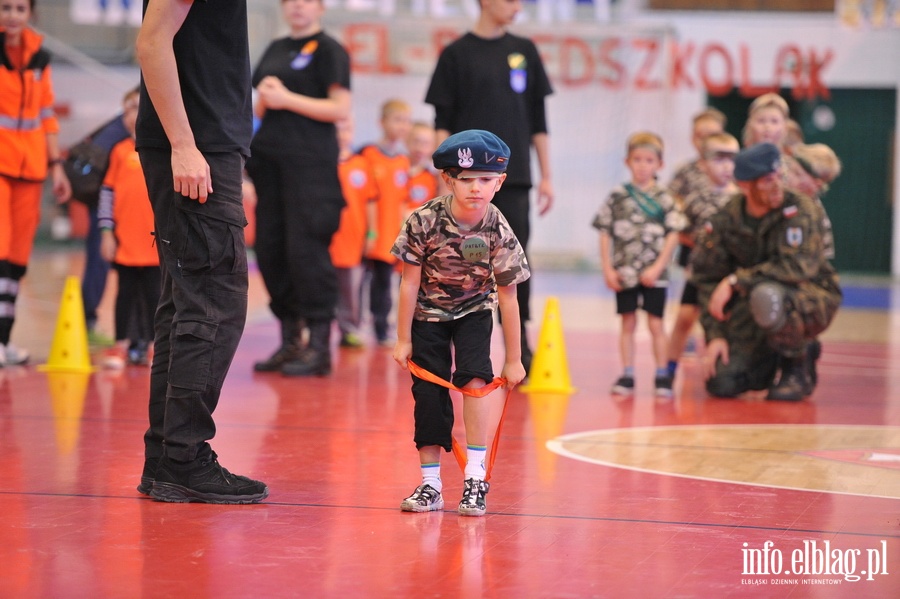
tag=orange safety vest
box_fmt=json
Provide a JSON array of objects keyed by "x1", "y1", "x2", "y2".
[
  {"x1": 406, "y1": 166, "x2": 438, "y2": 211},
  {"x1": 360, "y1": 145, "x2": 410, "y2": 264},
  {"x1": 330, "y1": 153, "x2": 376, "y2": 269},
  {"x1": 0, "y1": 28, "x2": 59, "y2": 182},
  {"x1": 103, "y1": 137, "x2": 159, "y2": 267}
]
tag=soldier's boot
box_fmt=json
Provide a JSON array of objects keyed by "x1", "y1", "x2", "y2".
[
  {"x1": 805, "y1": 339, "x2": 822, "y2": 394},
  {"x1": 254, "y1": 319, "x2": 303, "y2": 372},
  {"x1": 282, "y1": 319, "x2": 332, "y2": 377},
  {"x1": 766, "y1": 356, "x2": 809, "y2": 402}
]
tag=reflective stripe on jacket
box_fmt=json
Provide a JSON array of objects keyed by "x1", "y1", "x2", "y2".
[{"x1": 0, "y1": 28, "x2": 59, "y2": 182}]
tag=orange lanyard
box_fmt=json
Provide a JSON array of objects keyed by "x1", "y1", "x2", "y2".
[{"x1": 406, "y1": 360, "x2": 512, "y2": 482}]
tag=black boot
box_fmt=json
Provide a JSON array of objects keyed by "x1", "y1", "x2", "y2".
[
  {"x1": 282, "y1": 319, "x2": 332, "y2": 377},
  {"x1": 253, "y1": 319, "x2": 302, "y2": 372},
  {"x1": 805, "y1": 339, "x2": 822, "y2": 393},
  {"x1": 767, "y1": 355, "x2": 809, "y2": 402}
]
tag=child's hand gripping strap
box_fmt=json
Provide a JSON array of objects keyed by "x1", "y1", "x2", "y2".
[{"x1": 406, "y1": 360, "x2": 511, "y2": 482}]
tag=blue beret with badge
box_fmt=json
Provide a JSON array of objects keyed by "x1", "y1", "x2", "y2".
[
  {"x1": 734, "y1": 142, "x2": 781, "y2": 181},
  {"x1": 432, "y1": 129, "x2": 510, "y2": 172}
]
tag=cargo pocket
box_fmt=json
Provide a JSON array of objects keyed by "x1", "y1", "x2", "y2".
[
  {"x1": 204, "y1": 217, "x2": 247, "y2": 276},
  {"x1": 169, "y1": 320, "x2": 218, "y2": 391},
  {"x1": 174, "y1": 211, "x2": 212, "y2": 275}
]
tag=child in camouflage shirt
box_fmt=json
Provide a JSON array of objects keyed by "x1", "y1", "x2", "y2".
[
  {"x1": 391, "y1": 129, "x2": 529, "y2": 517},
  {"x1": 593, "y1": 131, "x2": 682, "y2": 399}
]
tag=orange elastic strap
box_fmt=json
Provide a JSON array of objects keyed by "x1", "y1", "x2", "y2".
[{"x1": 407, "y1": 360, "x2": 511, "y2": 482}]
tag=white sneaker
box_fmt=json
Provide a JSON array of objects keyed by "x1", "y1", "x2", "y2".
[{"x1": 0, "y1": 343, "x2": 29, "y2": 367}]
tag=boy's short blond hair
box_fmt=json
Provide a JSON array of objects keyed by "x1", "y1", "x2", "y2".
[
  {"x1": 748, "y1": 93, "x2": 789, "y2": 118},
  {"x1": 791, "y1": 143, "x2": 842, "y2": 183},
  {"x1": 410, "y1": 120, "x2": 434, "y2": 133},
  {"x1": 381, "y1": 98, "x2": 412, "y2": 120},
  {"x1": 626, "y1": 131, "x2": 664, "y2": 159},
  {"x1": 700, "y1": 132, "x2": 739, "y2": 155},
  {"x1": 693, "y1": 107, "x2": 727, "y2": 128}
]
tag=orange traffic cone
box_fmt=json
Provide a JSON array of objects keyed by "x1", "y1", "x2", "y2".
[
  {"x1": 38, "y1": 276, "x2": 95, "y2": 373},
  {"x1": 520, "y1": 297, "x2": 576, "y2": 394}
]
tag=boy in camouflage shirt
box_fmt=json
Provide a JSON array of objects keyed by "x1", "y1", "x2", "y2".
[
  {"x1": 391, "y1": 130, "x2": 529, "y2": 517},
  {"x1": 665, "y1": 132, "x2": 740, "y2": 379},
  {"x1": 592, "y1": 132, "x2": 683, "y2": 399}
]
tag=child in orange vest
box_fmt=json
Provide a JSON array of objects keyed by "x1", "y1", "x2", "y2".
[
  {"x1": 330, "y1": 116, "x2": 375, "y2": 348},
  {"x1": 362, "y1": 99, "x2": 412, "y2": 345},
  {"x1": 405, "y1": 121, "x2": 438, "y2": 219},
  {"x1": 98, "y1": 89, "x2": 160, "y2": 369}
]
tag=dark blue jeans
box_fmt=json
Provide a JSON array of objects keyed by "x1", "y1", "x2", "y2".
[
  {"x1": 139, "y1": 149, "x2": 248, "y2": 463},
  {"x1": 82, "y1": 207, "x2": 110, "y2": 331}
]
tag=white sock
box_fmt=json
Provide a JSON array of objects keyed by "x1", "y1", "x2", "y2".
[
  {"x1": 464, "y1": 445, "x2": 487, "y2": 481},
  {"x1": 421, "y1": 462, "x2": 441, "y2": 492}
]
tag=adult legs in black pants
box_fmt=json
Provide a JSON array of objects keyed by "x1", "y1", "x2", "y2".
[
  {"x1": 490, "y1": 185, "x2": 533, "y2": 370},
  {"x1": 246, "y1": 149, "x2": 343, "y2": 376}
]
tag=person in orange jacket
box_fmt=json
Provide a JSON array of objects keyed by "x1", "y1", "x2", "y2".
[
  {"x1": 0, "y1": 0, "x2": 71, "y2": 366},
  {"x1": 405, "y1": 120, "x2": 438, "y2": 218},
  {"x1": 98, "y1": 88, "x2": 160, "y2": 370},
  {"x1": 330, "y1": 116, "x2": 375, "y2": 348},
  {"x1": 361, "y1": 98, "x2": 412, "y2": 345}
]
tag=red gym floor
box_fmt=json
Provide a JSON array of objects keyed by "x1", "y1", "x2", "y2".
[{"x1": 1, "y1": 249, "x2": 898, "y2": 598}]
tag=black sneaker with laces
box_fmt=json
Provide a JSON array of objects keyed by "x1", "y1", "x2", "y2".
[
  {"x1": 150, "y1": 452, "x2": 269, "y2": 504},
  {"x1": 611, "y1": 375, "x2": 635, "y2": 395},
  {"x1": 654, "y1": 374, "x2": 674, "y2": 399},
  {"x1": 458, "y1": 478, "x2": 489, "y2": 517},
  {"x1": 400, "y1": 484, "x2": 444, "y2": 512}
]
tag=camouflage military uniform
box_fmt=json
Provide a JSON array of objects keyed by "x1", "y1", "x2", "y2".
[
  {"x1": 391, "y1": 195, "x2": 530, "y2": 321},
  {"x1": 591, "y1": 183, "x2": 683, "y2": 290},
  {"x1": 690, "y1": 189, "x2": 842, "y2": 397}
]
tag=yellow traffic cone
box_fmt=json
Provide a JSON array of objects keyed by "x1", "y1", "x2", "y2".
[
  {"x1": 38, "y1": 276, "x2": 95, "y2": 373},
  {"x1": 520, "y1": 297, "x2": 576, "y2": 394}
]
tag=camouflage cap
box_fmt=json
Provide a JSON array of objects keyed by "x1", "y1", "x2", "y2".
[
  {"x1": 432, "y1": 129, "x2": 510, "y2": 172},
  {"x1": 734, "y1": 142, "x2": 781, "y2": 181}
]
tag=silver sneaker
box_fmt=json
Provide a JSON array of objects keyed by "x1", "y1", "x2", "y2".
[
  {"x1": 0, "y1": 343, "x2": 29, "y2": 367},
  {"x1": 400, "y1": 484, "x2": 444, "y2": 512},
  {"x1": 458, "y1": 478, "x2": 489, "y2": 517}
]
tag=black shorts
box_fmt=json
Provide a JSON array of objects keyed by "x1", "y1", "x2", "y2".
[
  {"x1": 615, "y1": 286, "x2": 666, "y2": 318},
  {"x1": 680, "y1": 281, "x2": 699, "y2": 306},
  {"x1": 677, "y1": 243, "x2": 692, "y2": 268},
  {"x1": 409, "y1": 310, "x2": 495, "y2": 451}
]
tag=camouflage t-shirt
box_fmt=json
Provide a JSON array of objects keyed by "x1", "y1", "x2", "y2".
[
  {"x1": 591, "y1": 183, "x2": 684, "y2": 289},
  {"x1": 668, "y1": 160, "x2": 707, "y2": 205},
  {"x1": 391, "y1": 195, "x2": 530, "y2": 322},
  {"x1": 681, "y1": 183, "x2": 734, "y2": 238}
]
